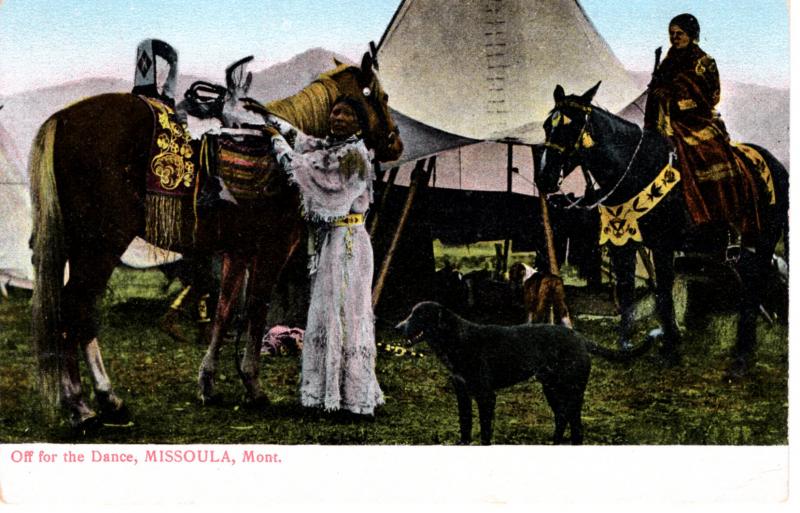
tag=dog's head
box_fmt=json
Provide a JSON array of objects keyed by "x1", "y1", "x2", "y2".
[
  {"x1": 395, "y1": 301, "x2": 447, "y2": 345},
  {"x1": 508, "y1": 262, "x2": 527, "y2": 285}
]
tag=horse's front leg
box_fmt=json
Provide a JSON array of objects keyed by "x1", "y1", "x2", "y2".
[
  {"x1": 198, "y1": 252, "x2": 248, "y2": 404},
  {"x1": 727, "y1": 246, "x2": 771, "y2": 379},
  {"x1": 238, "y1": 233, "x2": 301, "y2": 406},
  {"x1": 609, "y1": 245, "x2": 636, "y2": 350},
  {"x1": 237, "y1": 255, "x2": 273, "y2": 407},
  {"x1": 652, "y1": 247, "x2": 681, "y2": 366}
]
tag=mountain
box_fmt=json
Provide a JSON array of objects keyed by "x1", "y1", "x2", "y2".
[
  {"x1": 0, "y1": 50, "x2": 789, "y2": 174},
  {"x1": 0, "y1": 75, "x2": 204, "y2": 165},
  {"x1": 0, "y1": 48, "x2": 354, "y2": 166},
  {"x1": 249, "y1": 47, "x2": 354, "y2": 103}
]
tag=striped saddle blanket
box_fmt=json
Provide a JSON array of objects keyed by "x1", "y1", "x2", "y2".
[{"x1": 201, "y1": 132, "x2": 283, "y2": 201}]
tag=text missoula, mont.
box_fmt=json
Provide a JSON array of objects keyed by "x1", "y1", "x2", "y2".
[{"x1": 144, "y1": 448, "x2": 281, "y2": 464}]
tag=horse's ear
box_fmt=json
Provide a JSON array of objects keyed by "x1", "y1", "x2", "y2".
[
  {"x1": 581, "y1": 81, "x2": 602, "y2": 103},
  {"x1": 554, "y1": 85, "x2": 565, "y2": 103},
  {"x1": 333, "y1": 57, "x2": 343, "y2": 66}
]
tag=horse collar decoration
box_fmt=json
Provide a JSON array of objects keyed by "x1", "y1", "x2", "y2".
[{"x1": 536, "y1": 82, "x2": 788, "y2": 380}]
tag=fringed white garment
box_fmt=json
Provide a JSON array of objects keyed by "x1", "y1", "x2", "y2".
[{"x1": 271, "y1": 130, "x2": 385, "y2": 415}]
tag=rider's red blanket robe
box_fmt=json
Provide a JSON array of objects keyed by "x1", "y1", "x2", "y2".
[{"x1": 645, "y1": 44, "x2": 762, "y2": 238}]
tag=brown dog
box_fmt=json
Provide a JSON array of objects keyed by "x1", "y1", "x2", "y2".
[{"x1": 523, "y1": 271, "x2": 572, "y2": 327}]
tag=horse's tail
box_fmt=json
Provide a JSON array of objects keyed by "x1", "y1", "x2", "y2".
[
  {"x1": 746, "y1": 144, "x2": 790, "y2": 260},
  {"x1": 584, "y1": 328, "x2": 658, "y2": 363},
  {"x1": 29, "y1": 117, "x2": 66, "y2": 408},
  {"x1": 775, "y1": 159, "x2": 789, "y2": 262}
]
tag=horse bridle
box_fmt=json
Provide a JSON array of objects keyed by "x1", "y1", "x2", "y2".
[
  {"x1": 544, "y1": 101, "x2": 645, "y2": 210},
  {"x1": 359, "y1": 72, "x2": 399, "y2": 156},
  {"x1": 544, "y1": 100, "x2": 593, "y2": 159}
]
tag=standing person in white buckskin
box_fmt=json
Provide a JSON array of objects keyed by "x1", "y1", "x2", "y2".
[{"x1": 265, "y1": 96, "x2": 384, "y2": 420}]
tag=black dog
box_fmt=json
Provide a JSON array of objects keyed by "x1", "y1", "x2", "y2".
[{"x1": 395, "y1": 301, "x2": 655, "y2": 445}]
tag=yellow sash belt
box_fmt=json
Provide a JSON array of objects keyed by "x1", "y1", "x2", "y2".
[{"x1": 332, "y1": 213, "x2": 365, "y2": 227}]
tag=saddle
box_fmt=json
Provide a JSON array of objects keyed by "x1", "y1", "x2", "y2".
[{"x1": 199, "y1": 131, "x2": 284, "y2": 203}]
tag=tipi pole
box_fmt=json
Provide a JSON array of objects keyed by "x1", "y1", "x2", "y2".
[
  {"x1": 369, "y1": 166, "x2": 399, "y2": 239},
  {"x1": 501, "y1": 142, "x2": 514, "y2": 278},
  {"x1": 372, "y1": 157, "x2": 434, "y2": 310},
  {"x1": 540, "y1": 195, "x2": 559, "y2": 275},
  {"x1": 532, "y1": 145, "x2": 572, "y2": 327}
]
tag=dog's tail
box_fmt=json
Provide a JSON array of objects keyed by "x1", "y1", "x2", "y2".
[{"x1": 584, "y1": 330, "x2": 657, "y2": 363}]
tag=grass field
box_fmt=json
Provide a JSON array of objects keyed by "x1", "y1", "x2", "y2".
[{"x1": 0, "y1": 243, "x2": 788, "y2": 445}]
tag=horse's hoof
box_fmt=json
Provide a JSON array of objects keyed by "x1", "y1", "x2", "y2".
[
  {"x1": 243, "y1": 395, "x2": 271, "y2": 411},
  {"x1": 657, "y1": 349, "x2": 681, "y2": 368},
  {"x1": 71, "y1": 410, "x2": 101, "y2": 434},
  {"x1": 198, "y1": 393, "x2": 222, "y2": 406},
  {"x1": 198, "y1": 370, "x2": 215, "y2": 401},
  {"x1": 723, "y1": 358, "x2": 751, "y2": 382},
  {"x1": 100, "y1": 402, "x2": 131, "y2": 425}
]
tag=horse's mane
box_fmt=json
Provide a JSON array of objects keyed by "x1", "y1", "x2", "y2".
[
  {"x1": 266, "y1": 64, "x2": 351, "y2": 137},
  {"x1": 554, "y1": 96, "x2": 639, "y2": 131}
]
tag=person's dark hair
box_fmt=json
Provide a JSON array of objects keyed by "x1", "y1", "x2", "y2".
[
  {"x1": 670, "y1": 13, "x2": 700, "y2": 42},
  {"x1": 331, "y1": 95, "x2": 370, "y2": 136}
]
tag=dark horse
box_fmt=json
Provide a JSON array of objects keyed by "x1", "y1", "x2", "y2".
[
  {"x1": 535, "y1": 83, "x2": 788, "y2": 379},
  {"x1": 29, "y1": 52, "x2": 403, "y2": 428}
]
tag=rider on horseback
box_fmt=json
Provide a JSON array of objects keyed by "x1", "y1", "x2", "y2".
[{"x1": 645, "y1": 14, "x2": 762, "y2": 240}]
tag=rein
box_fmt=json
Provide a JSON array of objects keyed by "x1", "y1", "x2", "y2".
[{"x1": 550, "y1": 103, "x2": 646, "y2": 210}]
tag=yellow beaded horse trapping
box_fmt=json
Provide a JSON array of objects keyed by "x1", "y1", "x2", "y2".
[{"x1": 599, "y1": 163, "x2": 681, "y2": 246}]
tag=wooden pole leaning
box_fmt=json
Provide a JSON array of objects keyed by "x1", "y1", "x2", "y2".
[
  {"x1": 368, "y1": 166, "x2": 400, "y2": 239},
  {"x1": 501, "y1": 142, "x2": 514, "y2": 278},
  {"x1": 533, "y1": 145, "x2": 573, "y2": 328},
  {"x1": 371, "y1": 157, "x2": 434, "y2": 310}
]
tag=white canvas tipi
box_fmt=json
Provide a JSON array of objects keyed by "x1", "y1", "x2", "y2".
[
  {"x1": 0, "y1": 123, "x2": 33, "y2": 290},
  {"x1": 377, "y1": 0, "x2": 640, "y2": 144}
]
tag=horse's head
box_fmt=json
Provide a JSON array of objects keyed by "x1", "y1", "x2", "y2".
[
  {"x1": 329, "y1": 52, "x2": 403, "y2": 162},
  {"x1": 179, "y1": 55, "x2": 262, "y2": 128},
  {"x1": 220, "y1": 56, "x2": 263, "y2": 127},
  {"x1": 535, "y1": 82, "x2": 601, "y2": 195}
]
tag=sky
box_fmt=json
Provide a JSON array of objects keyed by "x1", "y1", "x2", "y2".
[{"x1": 0, "y1": 0, "x2": 791, "y2": 95}]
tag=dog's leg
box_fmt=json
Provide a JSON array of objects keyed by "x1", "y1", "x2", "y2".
[
  {"x1": 476, "y1": 391, "x2": 496, "y2": 446},
  {"x1": 566, "y1": 392, "x2": 585, "y2": 445},
  {"x1": 568, "y1": 412, "x2": 584, "y2": 445},
  {"x1": 532, "y1": 285, "x2": 549, "y2": 323},
  {"x1": 550, "y1": 279, "x2": 573, "y2": 328},
  {"x1": 452, "y1": 377, "x2": 472, "y2": 445},
  {"x1": 542, "y1": 385, "x2": 567, "y2": 444}
]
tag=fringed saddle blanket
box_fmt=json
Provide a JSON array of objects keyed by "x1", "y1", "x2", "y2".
[
  {"x1": 140, "y1": 95, "x2": 196, "y2": 249},
  {"x1": 200, "y1": 132, "x2": 283, "y2": 202}
]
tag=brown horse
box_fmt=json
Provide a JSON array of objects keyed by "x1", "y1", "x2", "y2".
[{"x1": 29, "y1": 52, "x2": 403, "y2": 428}]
